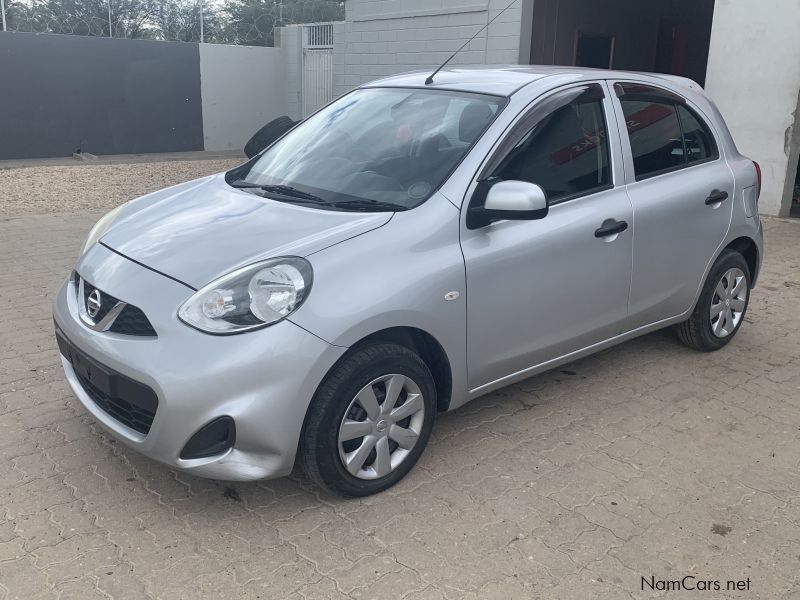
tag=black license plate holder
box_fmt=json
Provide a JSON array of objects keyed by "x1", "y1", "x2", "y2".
[{"x1": 55, "y1": 327, "x2": 114, "y2": 395}]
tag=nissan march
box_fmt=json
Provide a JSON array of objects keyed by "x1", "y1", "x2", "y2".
[{"x1": 54, "y1": 67, "x2": 763, "y2": 496}]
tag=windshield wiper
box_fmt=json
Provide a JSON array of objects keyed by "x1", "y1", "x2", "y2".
[
  {"x1": 330, "y1": 199, "x2": 405, "y2": 212},
  {"x1": 229, "y1": 180, "x2": 329, "y2": 205},
  {"x1": 260, "y1": 185, "x2": 328, "y2": 204},
  {"x1": 228, "y1": 179, "x2": 265, "y2": 188},
  {"x1": 229, "y1": 180, "x2": 402, "y2": 212}
]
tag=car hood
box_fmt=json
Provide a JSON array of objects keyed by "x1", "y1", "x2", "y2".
[{"x1": 100, "y1": 174, "x2": 392, "y2": 289}]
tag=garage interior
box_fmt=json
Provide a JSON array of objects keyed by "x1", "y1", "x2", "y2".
[{"x1": 527, "y1": 0, "x2": 715, "y2": 86}]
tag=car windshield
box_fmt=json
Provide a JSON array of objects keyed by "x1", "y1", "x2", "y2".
[{"x1": 227, "y1": 87, "x2": 505, "y2": 211}]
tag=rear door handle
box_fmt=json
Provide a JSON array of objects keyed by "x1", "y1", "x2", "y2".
[
  {"x1": 594, "y1": 218, "x2": 628, "y2": 238},
  {"x1": 705, "y1": 189, "x2": 729, "y2": 205}
]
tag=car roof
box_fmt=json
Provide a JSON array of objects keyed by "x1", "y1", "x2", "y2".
[{"x1": 362, "y1": 65, "x2": 699, "y2": 97}]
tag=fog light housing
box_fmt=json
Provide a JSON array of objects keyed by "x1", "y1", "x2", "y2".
[{"x1": 180, "y1": 417, "x2": 236, "y2": 460}]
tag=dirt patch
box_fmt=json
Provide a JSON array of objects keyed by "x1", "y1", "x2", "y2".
[{"x1": 711, "y1": 523, "x2": 733, "y2": 536}]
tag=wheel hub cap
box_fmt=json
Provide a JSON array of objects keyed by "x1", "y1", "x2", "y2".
[
  {"x1": 710, "y1": 267, "x2": 747, "y2": 338},
  {"x1": 338, "y1": 374, "x2": 425, "y2": 480}
]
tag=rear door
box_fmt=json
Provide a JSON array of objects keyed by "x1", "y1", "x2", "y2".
[{"x1": 610, "y1": 82, "x2": 733, "y2": 330}]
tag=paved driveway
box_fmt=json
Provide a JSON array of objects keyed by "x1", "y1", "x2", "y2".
[{"x1": 1, "y1": 161, "x2": 799, "y2": 599}]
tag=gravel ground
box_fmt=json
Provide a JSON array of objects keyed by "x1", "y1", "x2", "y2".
[{"x1": 0, "y1": 159, "x2": 242, "y2": 217}]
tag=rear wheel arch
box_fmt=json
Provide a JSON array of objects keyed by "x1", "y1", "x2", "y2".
[
  {"x1": 690, "y1": 236, "x2": 759, "y2": 316},
  {"x1": 677, "y1": 248, "x2": 751, "y2": 351},
  {"x1": 723, "y1": 236, "x2": 759, "y2": 284}
]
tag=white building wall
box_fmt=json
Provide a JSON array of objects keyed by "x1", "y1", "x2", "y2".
[
  {"x1": 332, "y1": 21, "x2": 348, "y2": 100},
  {"x1": 199, "y1": 44, "x2": 288, "y2": 151},
  {"x1": 280, "y1": 25, "x2": 304, "y2": 121},
  {"x1": 337, "y1": 0, "x2": 523, "y2": 97},
  {"x1": 704, "y1": 1, "x2": 800, "y2": 217}
]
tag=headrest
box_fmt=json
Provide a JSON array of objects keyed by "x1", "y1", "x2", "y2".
[{"x1": 459, "y1": 103, "x2": 493, "y2": 143}]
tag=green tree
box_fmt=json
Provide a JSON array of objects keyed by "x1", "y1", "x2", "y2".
[
  {"x1": 3, "y1": 0, "x2": 48, "y2": 33},
  {"x1": 154, "y1": 0, "x2": 224, "y2": 42},
  {"x1": 106, "y1": 0, "x2": 160, "y2": 37},
  {"x1": 2, "y1": 0, "x2": 344, "y2": 43},
  {"x1": 279, "y1": 0, "x2": 343, "y2": 25},
  {"x1": 12, "y1": 0, "x2": 161, "y2": 37},
  {"x1": 221, "y1": 0, "x2": 343, "y2": 46}
]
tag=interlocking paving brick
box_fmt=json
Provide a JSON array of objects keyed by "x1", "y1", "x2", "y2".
[{"x1": 1, "y1": 161, "x2": 799, "y2": 598}]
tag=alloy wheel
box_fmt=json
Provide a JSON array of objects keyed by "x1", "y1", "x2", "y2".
[
  {"x1": 338, "y1": 374, "x2": 425, "y2": 480},
  {"x1": 709, "y1": 267, "x2": 747, "y2": 338}
]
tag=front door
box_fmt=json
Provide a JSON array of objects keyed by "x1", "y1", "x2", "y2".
[
  {"x1": 610, "y1": 82, "x2": 734, "y2": 330},
  {"x1": 461, "y1": 83, "x2": 633, "y2": 391}
]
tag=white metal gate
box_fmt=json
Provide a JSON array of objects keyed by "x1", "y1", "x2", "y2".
[{"x1": 301, "y1": 23, "x2": 334, "y2": 117}]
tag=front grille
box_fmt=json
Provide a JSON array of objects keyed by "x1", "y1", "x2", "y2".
[
  {"x1": 109, "y1": 305, "x2": 157, "y2": 336},
  {"x1": 75, "y1": 371, "x2": 157, "y2": 435},
  {"x1": 76, "y1": 273, "x2": 157, "y2": 337}
]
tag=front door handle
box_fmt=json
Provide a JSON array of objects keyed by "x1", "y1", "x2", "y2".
[
  {"x1": 705, "y1": 189, "x2": 729, "y2": 205},
  {"x1": 594, "y1": 218, "x2": 628, "y2": 238}
]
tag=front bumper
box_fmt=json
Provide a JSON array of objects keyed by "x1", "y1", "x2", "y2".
[{"x1": 53, "y1": 244, "x2": 346, "y2": 481}]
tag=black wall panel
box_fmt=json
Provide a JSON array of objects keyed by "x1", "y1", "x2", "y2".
[{"x1": 0, "y1": 32, "x2": 204, "y2": 159}]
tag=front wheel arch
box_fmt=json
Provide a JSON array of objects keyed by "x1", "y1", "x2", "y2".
[
  {"x1": 347, "y1": 327, "x2": 453, "y2": 413},
  {"x1": 298, "y1": 341, "x2": 438, "y2": 496}
]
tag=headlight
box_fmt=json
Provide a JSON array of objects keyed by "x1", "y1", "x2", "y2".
[
  {"x1": 80, "y1": 203, "x2": 127, "y2": 256},
  {"x1": 178, "y1": 257, "x2": 313, "y2": 334}
]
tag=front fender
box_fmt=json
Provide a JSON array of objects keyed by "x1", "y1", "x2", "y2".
[{"x1": 287, "y1": 194, "x2": 469, "y2": 408}]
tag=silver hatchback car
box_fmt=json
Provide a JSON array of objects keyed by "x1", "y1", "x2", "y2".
[{"x1": 54, "y1": 67, "x2": 763, "y2": 496}]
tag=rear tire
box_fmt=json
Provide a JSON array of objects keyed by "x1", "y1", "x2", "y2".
[
  {"x1": 676, "y1": 249, "x2": 751, "y2": 352},
  {"x1": 300, "y1": 343, "x2": 436, "y2": 497}
]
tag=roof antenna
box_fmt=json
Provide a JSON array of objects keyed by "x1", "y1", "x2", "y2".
[{"x1": 425, "y1": 0, "x2": 518, "y2": 85}]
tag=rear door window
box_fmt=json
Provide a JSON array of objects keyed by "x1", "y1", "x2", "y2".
[
  {"x1": 617, "y1": 84, "x2": 719, "y2": 180},
  {"x1": 619, "y1": 99, "x2": 684, "y2": 179},
  {"x1": 677, "y1": 104, "x2": 718, "y2": 164}
]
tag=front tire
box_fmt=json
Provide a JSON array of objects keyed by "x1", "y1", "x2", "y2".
[
  {"x1": 300, "y1": 343, "x2": 436, "y2": 497},
  {"x1": 676, "y1": 249, "x2": 751, "y2": 352}
]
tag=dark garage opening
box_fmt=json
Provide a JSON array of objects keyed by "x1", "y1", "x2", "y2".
[{"x1": 527, "y1": 0, "x2": 715, "y2": 86}]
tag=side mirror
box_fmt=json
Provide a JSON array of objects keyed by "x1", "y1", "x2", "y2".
[{"x1": 468, "y1": 180, "x2": 548, "y2": 228}]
